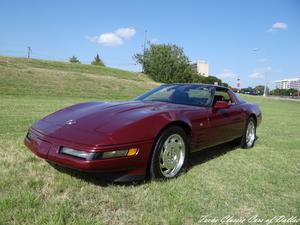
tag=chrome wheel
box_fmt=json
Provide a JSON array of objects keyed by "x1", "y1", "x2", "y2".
[
  {"x1": 159, "y1": 134, "x2": 186, "y2": 178},
  {"x1": 246, "y1": 120, "x2": 256, "y2": 147}
]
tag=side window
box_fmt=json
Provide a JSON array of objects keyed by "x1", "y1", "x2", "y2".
[
  {"x1": 213, "y1": 90, "x2": 235, "y2": 105},
  {"x1": 186, "y1": 87, "x2": 213, "y2": 106},
  {"x1": 187, "y1": 88, "x2": 211, "y2": 99}
]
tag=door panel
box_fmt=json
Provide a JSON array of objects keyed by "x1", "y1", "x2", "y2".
[
  {"x1": 227, "y1": 104, "x2": 246, "y2": 138},
  {"x1": 208, "y1": 104, "x2": 246, "y2": 145},
  {"x1": 185, "y1": 108, "x2": 211, "y2": 152},
  {"x1": 208, "y1": 107, "x2": 234, "y2": 145}
]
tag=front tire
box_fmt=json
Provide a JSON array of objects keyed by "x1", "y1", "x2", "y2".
[
  {"x1": 149, "y1": 126, "x2": 188, "y2": 179},
  {"x1": 241, "y1": 117, "x2": 257, "y2": 148}
]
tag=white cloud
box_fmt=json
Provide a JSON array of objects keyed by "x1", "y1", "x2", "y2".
[
  {"x1": 272, "y1": 22, "x2": 288, "y2": 30},
  {"x1": 86, "y1": 33, "x2": 123, "y2": 46},
  {"x1": 115, "y1": 27, "x2": 136, "y2": 39},
  {"x1": 267, "y1": 22, "x2": 288, "y2": 32},
  {"x1": 87, "y1": 27, "x2": 136, "y2": 47},
  {"x1": 216, "y1": 69, "x2": 238, "y2": 80},
  {"x1": 98, "y1": 33, "x2": 123, "y2": 46},
  {"x1": 249, "y1": 72, "x2": 264, "y2": 79},
  {"x1": 249, "y1": 67, "x2": 272, "y2": 79}
]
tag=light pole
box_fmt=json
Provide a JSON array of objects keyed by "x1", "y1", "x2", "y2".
[
  {"x1": 263, "y1": 82, "x2": 268, "y2": 97},
  {"x1": 27, "y1": 46, "x2": 31, "y2": 59}
]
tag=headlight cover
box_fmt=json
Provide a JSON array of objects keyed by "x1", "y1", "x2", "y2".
[
  {"x1": 60, "y1": 147, "x2": 96, "y2": 160},
  {"x1": 102, "y1": 148, "x2": 138, "y2": 159},
  {"x1": 60, "y1": 147, "x2": 139, "y2": 160},
  {"x1": 102, "y1": 149, "x2": 128, "y2": 159}
]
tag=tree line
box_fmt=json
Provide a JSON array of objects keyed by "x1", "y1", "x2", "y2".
[
  {"x1": 69, "y1": 44, "x2": 228, "y2": 86},
  {"x1": 269, "y1": 88, "x2": 298, "y2": 96},
  {"x1": 240, "y1": 86, "x2": 299, "y2": 96},
  {"x1": 240, "y1": 86, "x2": 267, "y2": 95},
  {"x1": 67, "y1": 45, "x2": 299, "y2": 96},
  {"x1": 69, "y1": 53, "x2": 105, "y2": 66}
]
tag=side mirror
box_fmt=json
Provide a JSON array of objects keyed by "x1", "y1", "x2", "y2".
[{"x1": 214, "y1": 101, "x2": 230, "y2": 109}]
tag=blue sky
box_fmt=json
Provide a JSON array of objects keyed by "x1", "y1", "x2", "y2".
[{"x1": 0, "y1": 0, "x2": 299, "y2": 88}]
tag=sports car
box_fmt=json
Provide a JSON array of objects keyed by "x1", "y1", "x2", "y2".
[{"x1": 24, "y1": 84, "x2": 262, "y2": 181}]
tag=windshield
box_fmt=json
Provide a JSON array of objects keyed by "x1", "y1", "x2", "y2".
[{"x1": 135, "y1": 85, "x2": 214, "y2": 107}]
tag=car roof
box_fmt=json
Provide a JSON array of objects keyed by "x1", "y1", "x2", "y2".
[{"x1": 161, "y1": 83, "x2": 229, "y2": 91}]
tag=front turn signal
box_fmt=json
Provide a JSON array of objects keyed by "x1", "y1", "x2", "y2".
[{"x1": 127, "y1": 148, "x2": 139, "y2": 156}]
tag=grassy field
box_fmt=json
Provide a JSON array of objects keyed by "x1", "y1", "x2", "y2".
[{"x1": 0, "y1": 56, "x2": 299, "y2": 225}]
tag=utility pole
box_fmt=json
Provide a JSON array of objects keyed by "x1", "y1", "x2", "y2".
[
  {"x1": 142, "y1": 30, "x2": 147, "y2": 73},
  {"x1": 27, "y1": 46, "x2": 32, "y2": 59},
  {"x1": 143, "y1": 30, "x2": 147, "y2": 56}
]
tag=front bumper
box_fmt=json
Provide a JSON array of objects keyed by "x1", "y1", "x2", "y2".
[{"x1": 24, "y1": 129, "x2": 154, "y2": 180}]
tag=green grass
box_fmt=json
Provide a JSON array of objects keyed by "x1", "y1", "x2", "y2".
[
  {"x1": 0, "y1": 56, "x2": 156, "y2": 99},
  {"x1": 0, "y1": 56, "x2": 300, "y2": 225}
]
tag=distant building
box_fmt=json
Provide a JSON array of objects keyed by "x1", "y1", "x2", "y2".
[
  {"x1": 275, "y1": 78, "x2": 300, "y2": 90},
  {"x1": 190, "y1": 60, "x2": 209, "y2": 77}
]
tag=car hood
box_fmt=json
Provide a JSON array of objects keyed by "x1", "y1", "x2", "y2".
[
  {"x1": 42, "y1": 101, "x2": 176, "y2": 130},
  {"x1": 32, "y1": 101, "x2": 190, "y2": 146}
]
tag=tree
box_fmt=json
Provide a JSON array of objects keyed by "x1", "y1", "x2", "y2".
[
  {"x1": 200, "y1": 75, "x2": 227, "y2": 86},
  {"x1": 69, "y1": 56, "x2": 81, "y2": 64},
  {"x1": 269, "y1": 88, "x2": 298, "y2": 96},
  {"x1": 254, "y1": 85, "x2": 268, "y2": 95},
  {"x1": 134, "y1": 44, "x2": 199, "y2": 83},
  {"x1": 134, "y1": 43, "x2": 228, "y2": 86},
  {"x1": 91, "y1": 53, "x2": 105, "y2": 66},
  {"x1": 240, "y1": 87, "x2": 256, "y2": 95}
]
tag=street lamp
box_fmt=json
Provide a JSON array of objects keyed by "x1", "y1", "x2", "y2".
[{"x1": 263, "y1": 83, "x2": 268, "y2": 97}]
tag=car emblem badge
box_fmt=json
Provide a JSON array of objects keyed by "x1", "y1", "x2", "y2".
[{"x1": 66, "y1": 119, "x2": 76, "y2": 125}]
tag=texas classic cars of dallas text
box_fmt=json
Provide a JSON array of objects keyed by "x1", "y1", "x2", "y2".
[{"x1": 24, "y1": 84, "x2": 262, "y2": 182}]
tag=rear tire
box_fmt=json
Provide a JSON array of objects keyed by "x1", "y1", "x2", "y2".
[
  {"x1": 241, "y1": 117, "x2": 257, "y2": 149},
  {"x1": 149, "y1": 126, "x2": 189, "y2": 179}
]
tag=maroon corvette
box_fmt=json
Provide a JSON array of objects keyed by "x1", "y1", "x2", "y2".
[{"x1": 24, "y1": 84, "x2": 261, "y2": 181}]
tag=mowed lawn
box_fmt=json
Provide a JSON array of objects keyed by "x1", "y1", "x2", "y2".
[{"x1": 0, "y1": 57, "x2": 299, "y2": 225}]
